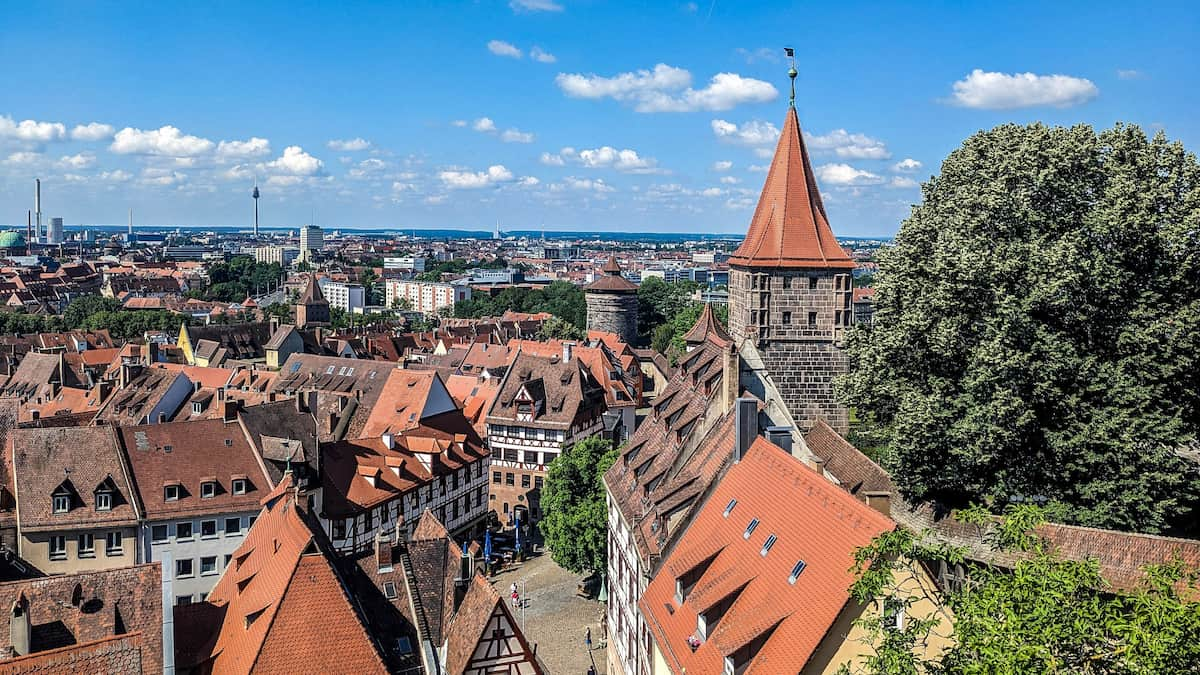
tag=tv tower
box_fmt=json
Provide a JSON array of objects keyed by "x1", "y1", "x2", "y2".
[
  {"x1": 252, "y1": 182, "x2": 260, "y2": 238},
  {"x1": 128, "y1": 208, "x2": 133, "y2": 238}
]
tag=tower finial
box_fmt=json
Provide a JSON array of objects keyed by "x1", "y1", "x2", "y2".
[{"x1": 784, "y1": 47, "x2": 797, "y2": 108}]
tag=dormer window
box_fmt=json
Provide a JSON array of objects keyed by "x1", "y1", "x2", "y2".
[
  {"x1": 232, "y1": 478, "x2": 247, "y2": 495},
  {"x1": 191, "y1": 401, "x2": 203, "y2": 415},
  {"x1": 53, "y1": 494, "x2": 70, "y2": 513},
  {"x1": 95, "y1": 491, "x2": 112, "y2": 511},
  {"x1": 165, "y1": 484, "x2": 181, "y2": 502},
  {"x1": 201, "y1": 481, "x2": 216, "y2": 499}
]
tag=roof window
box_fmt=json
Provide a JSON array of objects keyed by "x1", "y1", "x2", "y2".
[
  {"x1": 788, "y1": 560, "x2": 807, "y2": 584},
  {"x1": 760, "y1": 534, "x2": 777, "y2": 557},
  {"x1": 743, "y1": 518, "x2": 759, "y2": 540},
  {"x1": 722, "y1": 498, "x2": 737, "y2": 518}
]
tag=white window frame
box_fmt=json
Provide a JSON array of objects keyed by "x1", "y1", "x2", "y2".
[
  {"x1": 95, "y1": 491, "x2": 112, "y2": 511},
  {"x1": 105, "y1": 530, "x2": 123, "y2": 556},
  {"x1": 49, "y1": 535, "x2": 66, "y2": 560},
  {"x1": 164, "y1": 485, "x2": 180, "y2": 502},
  {"x1": 53, "y1": 494, "x2": 70, "y2": 513},
  {"x1": 200, "y1": 481, "x2": 216, "y2": 499},
  {"x1": 232, "y1": 478, "x2": 247, "y2": 495},
  {"x1": 78, "y1": 533, "x2": 95, "y2": 558}
]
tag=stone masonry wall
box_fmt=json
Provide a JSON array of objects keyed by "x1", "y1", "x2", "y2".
[
  {"x1": 586, "y1": 292, "x2": 639, "y2": 345},
  {"x1": 729, "y1": 266, "x2": 852, "y2": 434}
]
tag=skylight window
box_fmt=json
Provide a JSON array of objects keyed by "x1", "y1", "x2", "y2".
[
  {"x1": 743, "y1": 518, "x2": 759, "y2": 539},
  {"x1": 760, "y1": 534, "x2": 777, "y2": 557},
  {"x1": 789, "y1": 560, "x2": 807, "y2": 584},
  {"x1": 722, "y1": 498, "x2": 737, "y2": 518}
]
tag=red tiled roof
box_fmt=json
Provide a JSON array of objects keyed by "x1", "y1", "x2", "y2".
[
  {"x1": 682, "y1": 303, "x2": 732, "y2": 346},
  {"x1": 585, "y1": 256, "x2": 638, "y2": 292},
  {"x1": 729, "y1": 106, "x2": 856, "y2": 269},
  {"x1": 639, "y1": 438, "x2": 894, "y2": 674}
]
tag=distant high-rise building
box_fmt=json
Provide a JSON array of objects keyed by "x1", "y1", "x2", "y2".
[
  {"x1": 299, "y1": 225, "x2": 323, "y2": 262},
  {"x1": 254, "y1": 245, "x2": 299, "y2": 267},
  {"x1": 47, "y1": 217, "x2": 64, "y2": 245}
]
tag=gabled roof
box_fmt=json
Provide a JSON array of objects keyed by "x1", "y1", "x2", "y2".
[
  {"x1": 639, "y1": 438, "x2": 894, "y2": 674},
  {"x1": 729, "y1": 105, "x2": 856, "y2": 269},
  {"x1": 174, "y1": 476, "x2": 388, "y2": 674},
  {"x1": 299, "y1": 274, "x2": 328, "y2": 305}
]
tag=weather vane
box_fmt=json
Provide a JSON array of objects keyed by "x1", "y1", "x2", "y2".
[{"x1": 784, "y1": 47, "x2": 797, "y2": 108}]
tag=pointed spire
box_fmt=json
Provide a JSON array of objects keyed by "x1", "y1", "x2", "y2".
[
  {"x1": 728, "y1": 60, "x2": 855, "y2": 271},
  {"x1": 683, "y1": 303, "x2": 731, "y2": 346},
  {"x1": 299, "y1": 273, "x2": 327, "y2": 304}
]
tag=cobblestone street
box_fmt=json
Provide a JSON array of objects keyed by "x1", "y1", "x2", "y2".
[{"x1": 489, "y1": 549, "x2": 608, "y2": 675}]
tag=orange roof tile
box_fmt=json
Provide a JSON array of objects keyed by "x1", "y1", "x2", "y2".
[
  {"x1": 729, "y1": 106, "x2": 856, "y2": 269},
  {"x1": 639, "y1": 438, "x2": 894, "y2": 673}
]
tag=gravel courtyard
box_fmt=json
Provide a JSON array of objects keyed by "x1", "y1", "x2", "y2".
[{"x1": 489, "y1": 549, "x2": 608, "y2": 674}]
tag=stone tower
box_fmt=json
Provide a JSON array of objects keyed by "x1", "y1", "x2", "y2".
[
  {"x1": 727, "y1": 85, "x2": 855, "y2": 434},
  {"x1": 585, "y1": 255, "x2": 639, "y2": 344},
  {"x1": 295, "y1": 273, "x2": 331, "y2": 330}
]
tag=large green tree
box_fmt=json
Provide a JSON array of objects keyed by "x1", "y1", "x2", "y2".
[
  {"x1": 539, "y1": 435, "x2": 618, "y2": 574},
  {"x1": 637, "y1": 276, "x2": 701, "y2": 345},
  {"x1": 841, "y1": 123, "x2": 1200, "y2": 533},
  {"x1": 650, "y1": 301, "x2": 728, "y2": 363},
  {"x1": 841, "y1": 506, "x2": 1200, "y2": 675}
]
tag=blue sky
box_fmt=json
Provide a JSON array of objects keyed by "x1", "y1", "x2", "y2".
[{"x1": 1, "y1": 0, "x2": 1196, "y2": 236}]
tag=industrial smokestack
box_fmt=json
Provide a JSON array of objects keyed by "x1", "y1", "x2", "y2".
[{"x1": 34, "y1": 179, "x2": 41, "y2": 244}]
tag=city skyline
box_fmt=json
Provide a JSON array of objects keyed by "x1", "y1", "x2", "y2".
[{"x1": 1, "y1": 0, "x2": 1195, "y2": 236}]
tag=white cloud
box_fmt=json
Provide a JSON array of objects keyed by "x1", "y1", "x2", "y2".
[
  {"x1": 473, "y1": 117, "x2": 497, "y2": 132},
  {"x1": 347, "y1": 157, "x2": 390, "y2": 179},
  {"x1": 712, "y1": 160, "x2": 733, "y2": 171},
  {"x1": 719, "y1": 175, "x2": 740, "y2": 184},
  {"x1": 59, "y1": 152, "x2": 96, "y2": 169},
  {"x1": 556, "y1": 64, "x2": 776, "y2": 112},
  {"x1": 510, "y1": 0, "x2": 562, "y2": 12},
  {"x1": 451, "y1": 120, "x2": 468, "y2": 128},
  {"x1": 888, "y1": 176, "x2": 918, "y2": 189},
  {"x1": 815, "y1": 163, "x2": 882, "y2": 186},
  {"x1": 1116, "y1": 69, "x2": 1144, "y2": 80},
  {"x1": 439, "y1": 164, "x2": 514, "y2": 189},
  {"x1": 558, "y1": 177, "x2": 615, "y2": 192},
  {"x1": 140, "y1": 168, "x2": 187, "y2": 186},
  {"x1": 0, "y1": 116, "x2": 66, "y2": 142},
  {"x1": 217, "y1": 137, "x2": 271, "y2": 160},
  {"x1": 735, "y1": 47, "x2": 781, "y2": 64},
  {"x1": 517, "y1": 176, "x2": 541, "y2": 187},
  {"x1": 392, "y1": 181, "x2": 416, "y2": 193},
  {"x1": 327, "y1": 137, "x2": 372, "y2": 151},
  {"x1": 948, "y1": 69, "x2": 1098, "y2": 109},
  {"x1": 111, "y1": 125, "x2": 214, "y2": 156},
  {"x1": 220, "y1": 164, "x2": 256, "y2": 181},
  {"x1": 487, "y1": 40, "x2": 522, "y2": 59},
  {"x1": 70, "y1": 122, "x2": 114, "y2": 141},
  {"x1": 699, "y1": 187, "x2": 725, "y2": 197},
  {"x1": 805, "y1": 129, "x2": 890, "y2": 159},
  {"x1": 3, "y1": 151, "x2": 42, "y2": 165},
  {"x1": 264, "y1": 146, "x2": 323, "y2": 175},
  {"x1": 500, "y1": 128, "x2": 535, "y2": 143},
  {"x1": 98, "y1": 169, "x2": 132, "y2": 182},
  {"x1": 748, "y1": 164, "x2": 768, "y2": 172},
  {"x1": 711, "y1": 118, "x2": 779, "y2": 146},
  {"x1": 424, "y1": 194, "x2": 449, "y2": 205},
  {"x1": 544, "y1": 146, "x2": 662, "y2": 173},
  {"x1": 892, "y1": 158, "x2": 922, "y2": 172},
  {"x1": 530, "y1": 46, "x2": 557, "y2": 63},
  {"x1": 267, "y1": 175, "x2": 304, "y2": 187}
]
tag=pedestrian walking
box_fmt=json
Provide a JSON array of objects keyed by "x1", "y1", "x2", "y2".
[
  {"x1": 511, "y1": 589, "x2": 519, "y2": 608},
  {"x1": 585, "y1": 626, "x2": 593, "y2": 651}
]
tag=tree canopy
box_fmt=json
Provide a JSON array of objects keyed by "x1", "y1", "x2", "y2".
[
  {"x1": 841, "y1": 505, "x2": 1200, "y2": 674},
  {"x1": 841, "y1": 122, "x2": 1200, "y2": 534},
  {"x1": 637, "y1": 276, "x2": 701, "y2": 346},
  {"x1": 453, "y1": 281, "x2": 586, "y2": 331},
  {"x1": 539, "y1": 435, "x2": 617, "y2": 575},
  {"x1": 650, "y1": 300, "x2": 728, "y2": 363}
]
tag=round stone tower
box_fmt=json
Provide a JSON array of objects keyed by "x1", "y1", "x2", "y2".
[{"x1": 585, "y1": 255, "x2": 639, "y2": 344}]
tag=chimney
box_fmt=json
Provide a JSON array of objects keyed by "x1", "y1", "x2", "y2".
[
  {"x1": 453, "y1": 545, "x2": 472, "y2": 611},
  {"x1": 146, "y1": 341, "x2": 159, "y2": 365},
  {"x1": 864, "y1": 491, "x2": 892, "y2": 518},
  {"x1": 734, "y1": 397, "x2": 758, "y2": 463},
  {"x1": 269, "y1": 316, "x2": 280, "y2": 334},
  {"x1": 376, "y1": 531, "x2": 394, "y2": 572},
  {"x1": 9, "y1": 593, "x2": 30, "y2": 657},
  {"x1": 562, "y1": 341, "x2": 574, "y2": 363},
  {"x1": 765, "y1": 426, "x2": 793, "y2": 454},
  {"x1": 221, "y1": 398, "x2": 241, "y2": 422},
  {"x1": 721, "y1": 345, "x2": 739, "y2": 414}
]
